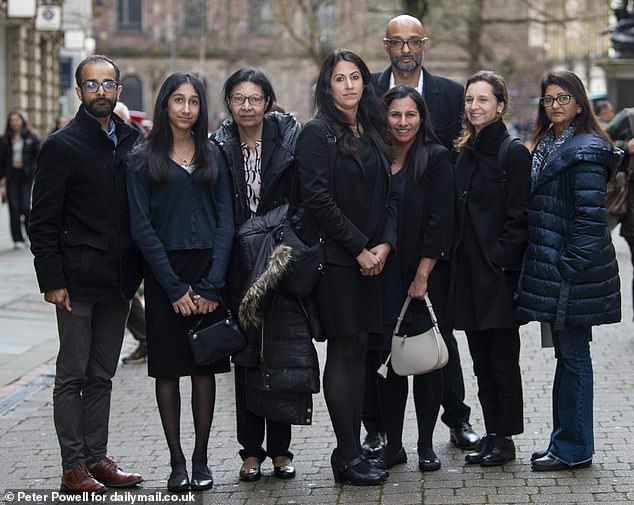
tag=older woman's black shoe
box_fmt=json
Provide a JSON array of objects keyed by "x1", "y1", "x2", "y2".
[
  {"x1": 465, "y1": 434, "x2": 494, "y2": 464},
  {"x1": 190, "y1": 464, "x2": 213, "y2": 491},
  {"x1": 238, "y1": 463, "x2": 261, "y2": 482},
  {"x1": 167, "y1": 465, "x2": 190, "y2": 492},
  {"x1": 273, "y1": 463, "x2": 296, "y2": 479},
  {"x1": 531, "y1": 454, "x2": 592, "y2": 471},
  {"x1": 480, "y1": 436, "x2": 515, "y2": 466},
  {"x1": 331, "y1": 449, "x2": 388, "y2": 486}
]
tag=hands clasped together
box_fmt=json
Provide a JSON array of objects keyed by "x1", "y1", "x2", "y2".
[
  {"x1": 172, "y1": 287, "x2": 219, "y2": 316},
  {"x1": 357, "y1": 242, "x2": 392, "y2": 277}
]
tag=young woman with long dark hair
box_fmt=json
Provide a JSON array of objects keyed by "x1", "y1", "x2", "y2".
[{"x1": 127, "y1": 73, "x2": 234, "y2": 491}]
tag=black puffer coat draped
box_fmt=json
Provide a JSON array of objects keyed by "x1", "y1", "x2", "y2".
[{"x1": 515, "y1": 133, "x2": 623, "y2": 329}]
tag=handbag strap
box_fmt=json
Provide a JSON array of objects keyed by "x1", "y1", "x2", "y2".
[{"x1": 190, "y1": 297, "x2": 233, "y2": 333}]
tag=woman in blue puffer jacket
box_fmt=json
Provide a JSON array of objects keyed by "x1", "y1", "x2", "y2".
[{"x1": 515, "y1": 70, "x2": 623, "y2": 471}]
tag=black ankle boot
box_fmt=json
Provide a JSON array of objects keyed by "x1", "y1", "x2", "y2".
[
  {"x1": 330, "y1": 449, "x2": 388, "y2": 486},
  {"x1": 465, "y1": 434, "x2": 494, "y2": 464},
  {"x1": 480, "y1": 436, "x2": 516, "y2": 466}
]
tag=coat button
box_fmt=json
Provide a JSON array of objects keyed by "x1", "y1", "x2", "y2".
[{"x1": 461, "y1": 190, "x2": 467, "y2": 198}]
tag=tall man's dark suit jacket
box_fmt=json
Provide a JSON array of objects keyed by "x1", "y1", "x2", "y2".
[{"x1": 372, "y1": 66, "x2": 464, "y2": 151}]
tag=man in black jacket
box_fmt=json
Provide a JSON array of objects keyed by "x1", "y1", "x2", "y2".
[
  {"x1": 363, "y1": 15, "x2": 479, "y2": 456},
  {"x1": 29, "y1": 55, "x2": 143, "y2": 494}
]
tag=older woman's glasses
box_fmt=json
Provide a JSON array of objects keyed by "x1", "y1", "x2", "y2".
[
  {"x1": 383, "y1": 38, "x2": 427, "y2": 50},
  {"x1": 229, "y1": 93, "x2": 265, "y2": 106},
  {"x1": 81, "y1": 80, "x2": 119, "y2": 93},
  {"x1": 540, "y1": 94, "x2": 573, "y2": 107}
]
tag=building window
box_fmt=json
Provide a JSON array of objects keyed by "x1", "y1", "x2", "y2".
[
  {"x1": 118, "y1": 0, "x2": 141, "y2": 32},
  {"x1": 183, "y1": 0, "x2": 203, "y2": 33},
  {"x1": 120, "y1": 75, "x2": 143, "y2": 112},
  {"x1": 248, "y1": 0, "x2": 272, "y2": 36}
]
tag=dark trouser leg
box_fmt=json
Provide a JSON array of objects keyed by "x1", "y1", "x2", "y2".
[
  {"x1": 54, "y1": 300, "x2": 130, "y2": 470},
  {"x1": 362, "y1": 350, "x2": 384, "y2": 434},
  {"x1": 376, "y1": 351, "x2": 408, "y2": 453},
  {"x1": 466, "y1": 327, "x2": 523, "y2": 436},
  {"x1": 234, "y1": 364, "x2": 266, "y2": 462},
  {"x1": 548, "y1": 327, "x2": 593, "y2": 465},
  {"x1": 6, "y1": 175, "x2": 24, "y2": 243},
  {"x1": 413, "y1": 368, "x2": 443, "y2": 452},
  {"x1": 323, "y1": 333, "x2": 368, "y2": 461},
  {"x1": 126, "y1": 295, "x2": 147, "y2": 342},
  {"x1": 438, "y1": 324, "x2": 471, "y2": 428},
  {"x1": 625, "y1": 236, "x2": 634, "y2": 319},
  {"x1": 265, "y1": 419, "x2": 293, "y2": 460}
]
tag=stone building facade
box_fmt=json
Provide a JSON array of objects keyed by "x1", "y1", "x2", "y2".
[{"x1": 0, "y1": 1, "x2": 63, "y2": 137}]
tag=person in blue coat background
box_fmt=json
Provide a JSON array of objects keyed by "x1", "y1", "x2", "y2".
[{"x1": 515, "y1": 70, "x2": 623, "y2": 471}]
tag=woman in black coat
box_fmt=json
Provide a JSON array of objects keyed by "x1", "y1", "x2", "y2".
[
  {"x1": 213, "y1": 68, "x2": 303, "y2": 482},
  {"x1": 295, "y1": 49, "x2": 396, "y2": 486},
  {"x1": 1, "y1": 111, "x2": 40, "y2": 248},
  {"x1": 450, "y1": 71, "x2": 531, "y2": 466},
  {"x1": 372, "y1": 85, "x2": 453, "y2": 473}
]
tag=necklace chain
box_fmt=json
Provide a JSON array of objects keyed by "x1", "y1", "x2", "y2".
[{"x1": 172, "y1": 145, "x2": 195, "y2": 166}]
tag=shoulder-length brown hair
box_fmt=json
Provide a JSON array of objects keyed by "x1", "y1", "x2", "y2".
[{"x1": 533, "y1": 70, "x2": 613, "y2": 147}]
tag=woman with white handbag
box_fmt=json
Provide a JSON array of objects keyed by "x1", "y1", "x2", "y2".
[{"x1": 372, "y1": 85, "x2": 454, "y2": 473}]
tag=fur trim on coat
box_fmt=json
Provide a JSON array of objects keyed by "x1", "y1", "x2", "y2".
[{"x1": 239, "y1": 244, "x2": 292, "y2": 328}]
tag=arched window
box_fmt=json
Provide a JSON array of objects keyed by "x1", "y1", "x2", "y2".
[{"x1": 120, "y1": 75, "x2": 143, "y2": 112}]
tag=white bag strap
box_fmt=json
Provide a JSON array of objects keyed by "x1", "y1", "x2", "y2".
[{"x1": 378, "y1": 294, "x2": 439, "y2": 378}]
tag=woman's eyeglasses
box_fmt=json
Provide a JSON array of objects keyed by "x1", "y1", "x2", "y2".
[{"x1": 540, "y1": 94, "x2": 573, "y2": 107}]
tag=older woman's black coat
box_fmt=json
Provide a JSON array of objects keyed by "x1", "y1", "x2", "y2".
[{"x1": 448, "y1": 120, "x2": 531, "y2": 331}]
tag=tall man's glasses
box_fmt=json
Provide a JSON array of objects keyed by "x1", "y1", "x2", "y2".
[
  {"x1": 81, "y1": 80, "x2": 120, "y2": 93},
  {"x1": 229, "y1": 93, "x2": 265, "y2": 106},
  {"x1": 383, "y1": 38, "x2": 427, "y2": 49},
  {"x1": 540, "y1": 94, "x2": 573, "y2": 107}
]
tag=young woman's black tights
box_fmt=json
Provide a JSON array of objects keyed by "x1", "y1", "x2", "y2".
[
  {"x1": 155, "y1": 374, "x2": 216, "y2": 471},
  {"x1": 323, "y1": 333, "x2": 369, "y2": 464},
  {"x1": 377, "y1": 361, "x2": 443, "y2": 456}
]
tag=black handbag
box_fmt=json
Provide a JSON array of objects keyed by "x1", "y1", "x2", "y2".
[{"x1": 187, "y1": 302, "x2": 246, "y2": 366}]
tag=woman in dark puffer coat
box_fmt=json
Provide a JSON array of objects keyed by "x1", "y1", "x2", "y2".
[{"x1": 515, "y1": 70, "x2": 622, "y2": 472}]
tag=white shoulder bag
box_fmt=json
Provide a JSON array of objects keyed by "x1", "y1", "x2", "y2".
[{"x1": 377, "y1": 294, "x2": 448, "y2": 378}]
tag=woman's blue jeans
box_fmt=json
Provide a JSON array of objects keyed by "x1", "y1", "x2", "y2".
[{"x1": 548, "y1": 326, "x2": 593, "y2": 466}]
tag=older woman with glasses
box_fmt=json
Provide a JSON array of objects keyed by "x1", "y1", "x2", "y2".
[
  {"x1": 515, "y1": 70, "x2": 622, "y2": 471},
  {"x1": 213, "y1": 68, "x2": 309, "y2": 483}
]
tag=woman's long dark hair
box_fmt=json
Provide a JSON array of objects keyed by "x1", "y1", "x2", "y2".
[
  {"x1": 4, "y1": 110, "x2": 33, "y2": 139},
  {"x1": 314, "y1": 49, "x2": 390, "y2": 157},
  {"x1": 454, "y1": 70, "x2": 509, "y2": 151},
  {"x1": 139, "y1": 73, "x2": 217, "y2": 188},
  {"x1": 533, "y1": 70, "x2": 613, "y2": 147},
  {"x1": 383, "y1": 85, "x2": 440, "y2": 183}
]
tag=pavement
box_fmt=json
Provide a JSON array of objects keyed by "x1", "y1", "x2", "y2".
[{"x1": 0, "y1": 201, "x2": 634, "y2": 505}]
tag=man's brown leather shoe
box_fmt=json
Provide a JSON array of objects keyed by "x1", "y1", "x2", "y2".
[
  {"x1": 61, "y1": 465, "x2": 106, "y2": 494},
  {"x1": 87, "y1": 457, "x2": 143, "y2": 488}
]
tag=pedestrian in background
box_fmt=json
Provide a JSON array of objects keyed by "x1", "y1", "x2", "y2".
[
  {"x1": 295, "y1": 48, "x2": 396, "y2": 486},
  {"x1": 127, "y1": 73, "x2": 234, "y2": 492},
  {"x1": 373, "y1": 85, "x2": 452, "y2": 473},
  {"x1": 516, "y1": 70, "x2": 622, "y2": 471},
  {"x1": 370, "y1": 14, "x2": 478, "y2": 455},
  {"x1": 29, "y1": 54, "x2": 143, "y2": 494},
  {"x1": 213, "y1": 68, "x2": 304, "y2": 483},
  {"x1": 1, "y1": 110, "x2": 40, "y2": 249},
  {"x1": 450, "y1": 70, "x2": 531, "y2": 467}
]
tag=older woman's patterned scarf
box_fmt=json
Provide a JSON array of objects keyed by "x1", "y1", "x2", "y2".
[{"x1": 530, "y1": 122, "x2": 576, "y2": 189}]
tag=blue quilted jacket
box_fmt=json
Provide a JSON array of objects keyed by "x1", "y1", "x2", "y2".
[{"x1": 515, "y1": 133, "x2": 623, "y2": 329}]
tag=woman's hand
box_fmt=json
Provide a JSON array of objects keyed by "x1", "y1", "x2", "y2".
[
  {"x1": 356, "y1": 248, "x2": 383, "y2": 276},
  {"x1": 408, "y1": 276, "x2": 428, "y2": 301},
  {"x1": 172, "y1": 287, "x2": 198, "y2": 316},
  {"x1": 195, "y1": 297, "x2": 219, "y2": 315}
]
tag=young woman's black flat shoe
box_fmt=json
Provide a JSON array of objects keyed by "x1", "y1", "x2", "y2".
[
  {"x1": 167, "y1": 466, "x2": 190, "y2": 492},
  {"x1": 190, "y1": 464, "x2": 213, "y2": 491}
]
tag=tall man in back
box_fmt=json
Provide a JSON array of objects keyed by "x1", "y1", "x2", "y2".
[
  {"x1": 362, "y1": 14, "x2": 479, "y2": 457},
  {"x1": 30, "y1": 55, "x2": 143, "y2": 494}
]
